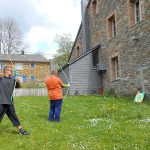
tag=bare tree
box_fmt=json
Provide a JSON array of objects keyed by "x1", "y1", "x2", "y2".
[{"x1": 0, "y1": 17, "x2": 25, "y2": 54}]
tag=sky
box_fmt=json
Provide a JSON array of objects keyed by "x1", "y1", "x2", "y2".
[{"x1": 0, "y1": 0, "x2": 82, "y2": 59}]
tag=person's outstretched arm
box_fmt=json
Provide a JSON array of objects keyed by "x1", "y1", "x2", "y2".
[
  {"x1": 15, "y1": 77, "x2": 21, "y2": 88},
  {"x1": 62, "y1": 83, "x2": 70, "y2": 88}
]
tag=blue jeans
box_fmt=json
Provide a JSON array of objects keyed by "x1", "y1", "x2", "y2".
[{"x1": 48, "y1": 99, "x2": 63, "y2": 122}]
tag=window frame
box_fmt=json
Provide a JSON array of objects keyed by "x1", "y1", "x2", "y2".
[
  {"x1": 111, "y1": 56, "x2": 120, "y2": 80},
  {"x1": 91, "y1": 0, "x2": 97, "y2": 16},
  {"x1": 112, "y1": 18, "x2": 116, "y2": 37},
  {"x1": 128, "y1": 0, "x2": 143, "y2": 27},
  {"x1": 107, "y1": 13, "x2": 117, "y2": 39},
  {"x1": 31, "y1": 63, "x2": 35, "y2": 68},
  {"x1": 23, "y1": 75, "x2": 27, "y2": 82},
  {"x1": 15, "y1": 63, "x2": 23, "y2": 70},
  {"x1": 31, "y1": 75, "x2": 35, "y2": 81},
  {"x1": 92, "y1": 48, "x2": 99, "y2": 68},
  {"x1": 134, "y1": 0, "x2": 142, "y2": 23}
]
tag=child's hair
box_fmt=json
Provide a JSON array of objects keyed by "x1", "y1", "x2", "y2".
[
  {"x1": 136, "y1": 87, "x2": 142, "y2": 92},
  {"x1": 3, "y1": 66, "x2": 12, "y2": 74}
]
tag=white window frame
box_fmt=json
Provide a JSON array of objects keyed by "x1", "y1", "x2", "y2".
[
  {"x1": 111, "y1": 56, "x2": 120, "y2": 80},
  {"x1": 112, "y1": 18, "x2": 116, "y2": 37},
  {"x1": 134, "y1": 0, "x2": 142, "y2": 23},
  {"x1": 15, "y1": 63, "x2": 23, "y2": 70},
  {"x1": 114, "y1": 57, "x2": 119, "y2": 79}
]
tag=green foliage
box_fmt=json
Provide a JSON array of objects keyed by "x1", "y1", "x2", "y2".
[
  {"x1": 105, "y1": 88, "x2": 117, "y2": 97},
  {"x1": 52, "y1": 33, "x2": 73, "y2": 67},
  {"x1": 0, "y1": 96, "x2": 149, "y2": 150}
]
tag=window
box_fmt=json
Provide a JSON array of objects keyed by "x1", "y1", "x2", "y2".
[
  {"x1": 23, "y1": 75, "x2": 27, "y2": 82},
  {"x1": 0, "y1": 62, "x2": 4, "y2": 69},
  {"x1": 128, "y1": 0, "x2": 142, "y2": 26},
  {"x1": 31, "y1": 76, "x2": 35, "y2": 81},
  {"x1": 31, "y1": 63, "x2": 35, "y2": 68},
  {"x1": 15, "y1": 63, "x2": 23, "y2": 70},
  {"x1": 76, "y1": 46, "x2": 80, "y2": 57},
  {"x1": 92, "y1": 0, "x2": 97, "y2": 16},
  {"x1": 92, "y1": 48, "x2": 99, "y2": 67},
  {"x1": 112, "y1": 18, "x2": 116, "y2": 37},
  {"x1": 111, "y1": 56, "x2": 119, "y2": 80},
  {"x1": 107, "y1": 14, "x2": 116, "y2": 39},
  {"x1": 135, "y1": 0, "x2": 141, "y2": 23}
]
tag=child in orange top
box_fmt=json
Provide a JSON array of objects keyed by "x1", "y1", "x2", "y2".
[{"x1": 45, "y1": 70, "x2": 69, "y2": 122}]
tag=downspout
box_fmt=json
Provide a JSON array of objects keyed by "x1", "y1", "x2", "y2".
[{"x1": 81, "y1": 0, "x2": 90, "y2": 52}]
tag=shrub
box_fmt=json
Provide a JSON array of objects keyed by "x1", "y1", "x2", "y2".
[{"x1": 105, "y1": 88, "x2": 117, "y2": 97}]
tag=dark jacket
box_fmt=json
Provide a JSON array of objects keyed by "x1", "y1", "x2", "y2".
[{"x1": 0, "y1": 76, "x2": 21, "y2": 104}]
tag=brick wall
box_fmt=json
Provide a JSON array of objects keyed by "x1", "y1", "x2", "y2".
[{"x1": 0, "y1": 61, "x2": 50, "y2": 86}]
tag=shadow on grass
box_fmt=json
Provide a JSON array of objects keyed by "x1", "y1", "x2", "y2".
[{"x1": 0, "y1": 128, "x2": 19, "y2": 135}]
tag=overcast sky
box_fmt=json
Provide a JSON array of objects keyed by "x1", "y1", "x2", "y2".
[{"x1": 0, "y1": 0, "x2": 81, "y2": 58}]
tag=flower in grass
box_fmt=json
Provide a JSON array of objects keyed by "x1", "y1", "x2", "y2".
[
  {"x1": 140, "y1": 118, "x2": 150, "y2": 123},
  {"x1": 89, "y1": 118, "x2": 101, "y2": 127}
]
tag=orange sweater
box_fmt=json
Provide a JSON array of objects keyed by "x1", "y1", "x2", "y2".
[{"x1": 45, "y1": 75, "x2": 63, "y2": 100}]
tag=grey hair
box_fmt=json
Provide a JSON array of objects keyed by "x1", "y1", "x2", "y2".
[{"x1": 51, "y1": 70, "x2": 58, "y2": 75}]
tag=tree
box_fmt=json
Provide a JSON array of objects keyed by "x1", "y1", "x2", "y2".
[
  {"x1": 52, "y1": 33, "x2": 73, "y2": 67},
  {"x1": 0, "y1": 17, "x2": 25, "y2": 54}
]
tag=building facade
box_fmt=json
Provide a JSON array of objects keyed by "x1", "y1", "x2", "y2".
[
  {"x1": 0, "y1": 54, "x2": 50, "y2": 87},
  {"x1": 60, "y1": 0, "x2": 150, "y2": 97}
]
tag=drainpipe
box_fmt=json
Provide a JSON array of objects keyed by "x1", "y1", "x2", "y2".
[
  {"x1": 140, "y1": 64, "x2": 145, "y2": 92},
  {"x1": 81, "y1": 0, "x2": 90, "y2": 52}
]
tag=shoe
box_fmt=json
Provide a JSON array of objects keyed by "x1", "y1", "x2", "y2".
[
  {"x1": 48, "y1": 119, "x2": 54, "y2": 122},
  {"x1": 19, "y1": 129, "x2": 30, "y2": 135},
  {"x1": 55, "y1": 120, "x2": 60, "y2": 123}
]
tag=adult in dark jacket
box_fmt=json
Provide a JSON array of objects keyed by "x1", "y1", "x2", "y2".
[{"x1": 0, "y1": 66, "x2": 30, "y2": 135}]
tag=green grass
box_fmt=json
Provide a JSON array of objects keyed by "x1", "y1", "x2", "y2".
[{"x1": 0, "y1": 96, "x2": 150, "y2": 150}]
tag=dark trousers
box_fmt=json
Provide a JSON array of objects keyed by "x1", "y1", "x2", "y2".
[
  {"x1": 48, "y1": 99, "x2": 63, "y2": 122},
  {"x1": 0, "y1": 104, "x2": 21, "y2": 127}
]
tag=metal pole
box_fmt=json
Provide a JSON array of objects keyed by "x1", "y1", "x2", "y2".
[{"x1": 140, "y1": 65, "x2": 145, "y2": 92}]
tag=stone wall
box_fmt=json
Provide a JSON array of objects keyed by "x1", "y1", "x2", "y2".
[
  {"x1": 87, "y1": 0, "x2": 150, "y2": 96},
  {"x1": 70, "y1": 0, "x2": 150, "y2": 96}
]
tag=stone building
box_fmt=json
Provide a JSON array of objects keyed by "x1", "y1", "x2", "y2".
[
  {"x1": 0, "y1": 54, "x2": 50, "y2": 87},
  {"x1": 59, "y1": 0, "x2": 150, "y2": 97}
]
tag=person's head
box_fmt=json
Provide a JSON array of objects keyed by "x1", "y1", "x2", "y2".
[
  {"x1": 51, "y1": 70, "x2": 58, "y2": 77},
  {"x1": 3, "y1": 66, "x2": 13, "y2": 77},
  {"x1": 136, "y1": 87, "x2": 142, "y2": 93}
]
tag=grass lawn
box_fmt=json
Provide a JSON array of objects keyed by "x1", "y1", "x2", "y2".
[{"x1": 0, "y1": 96, "x2": 149, "y2": 150}]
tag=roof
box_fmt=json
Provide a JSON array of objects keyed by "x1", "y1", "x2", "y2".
[
  {"x1": 59, "y1": 44, "x2": 101, "y2": 71},
  {"x1": 0, "y1": 54, "x2": 50, "y2": 63},
  {"x1": 68, "y1": 23, "x2": 82, "y2": 62},
  {"x1": 69, "y1": 44, "x2": 101, "y2": 65}
]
